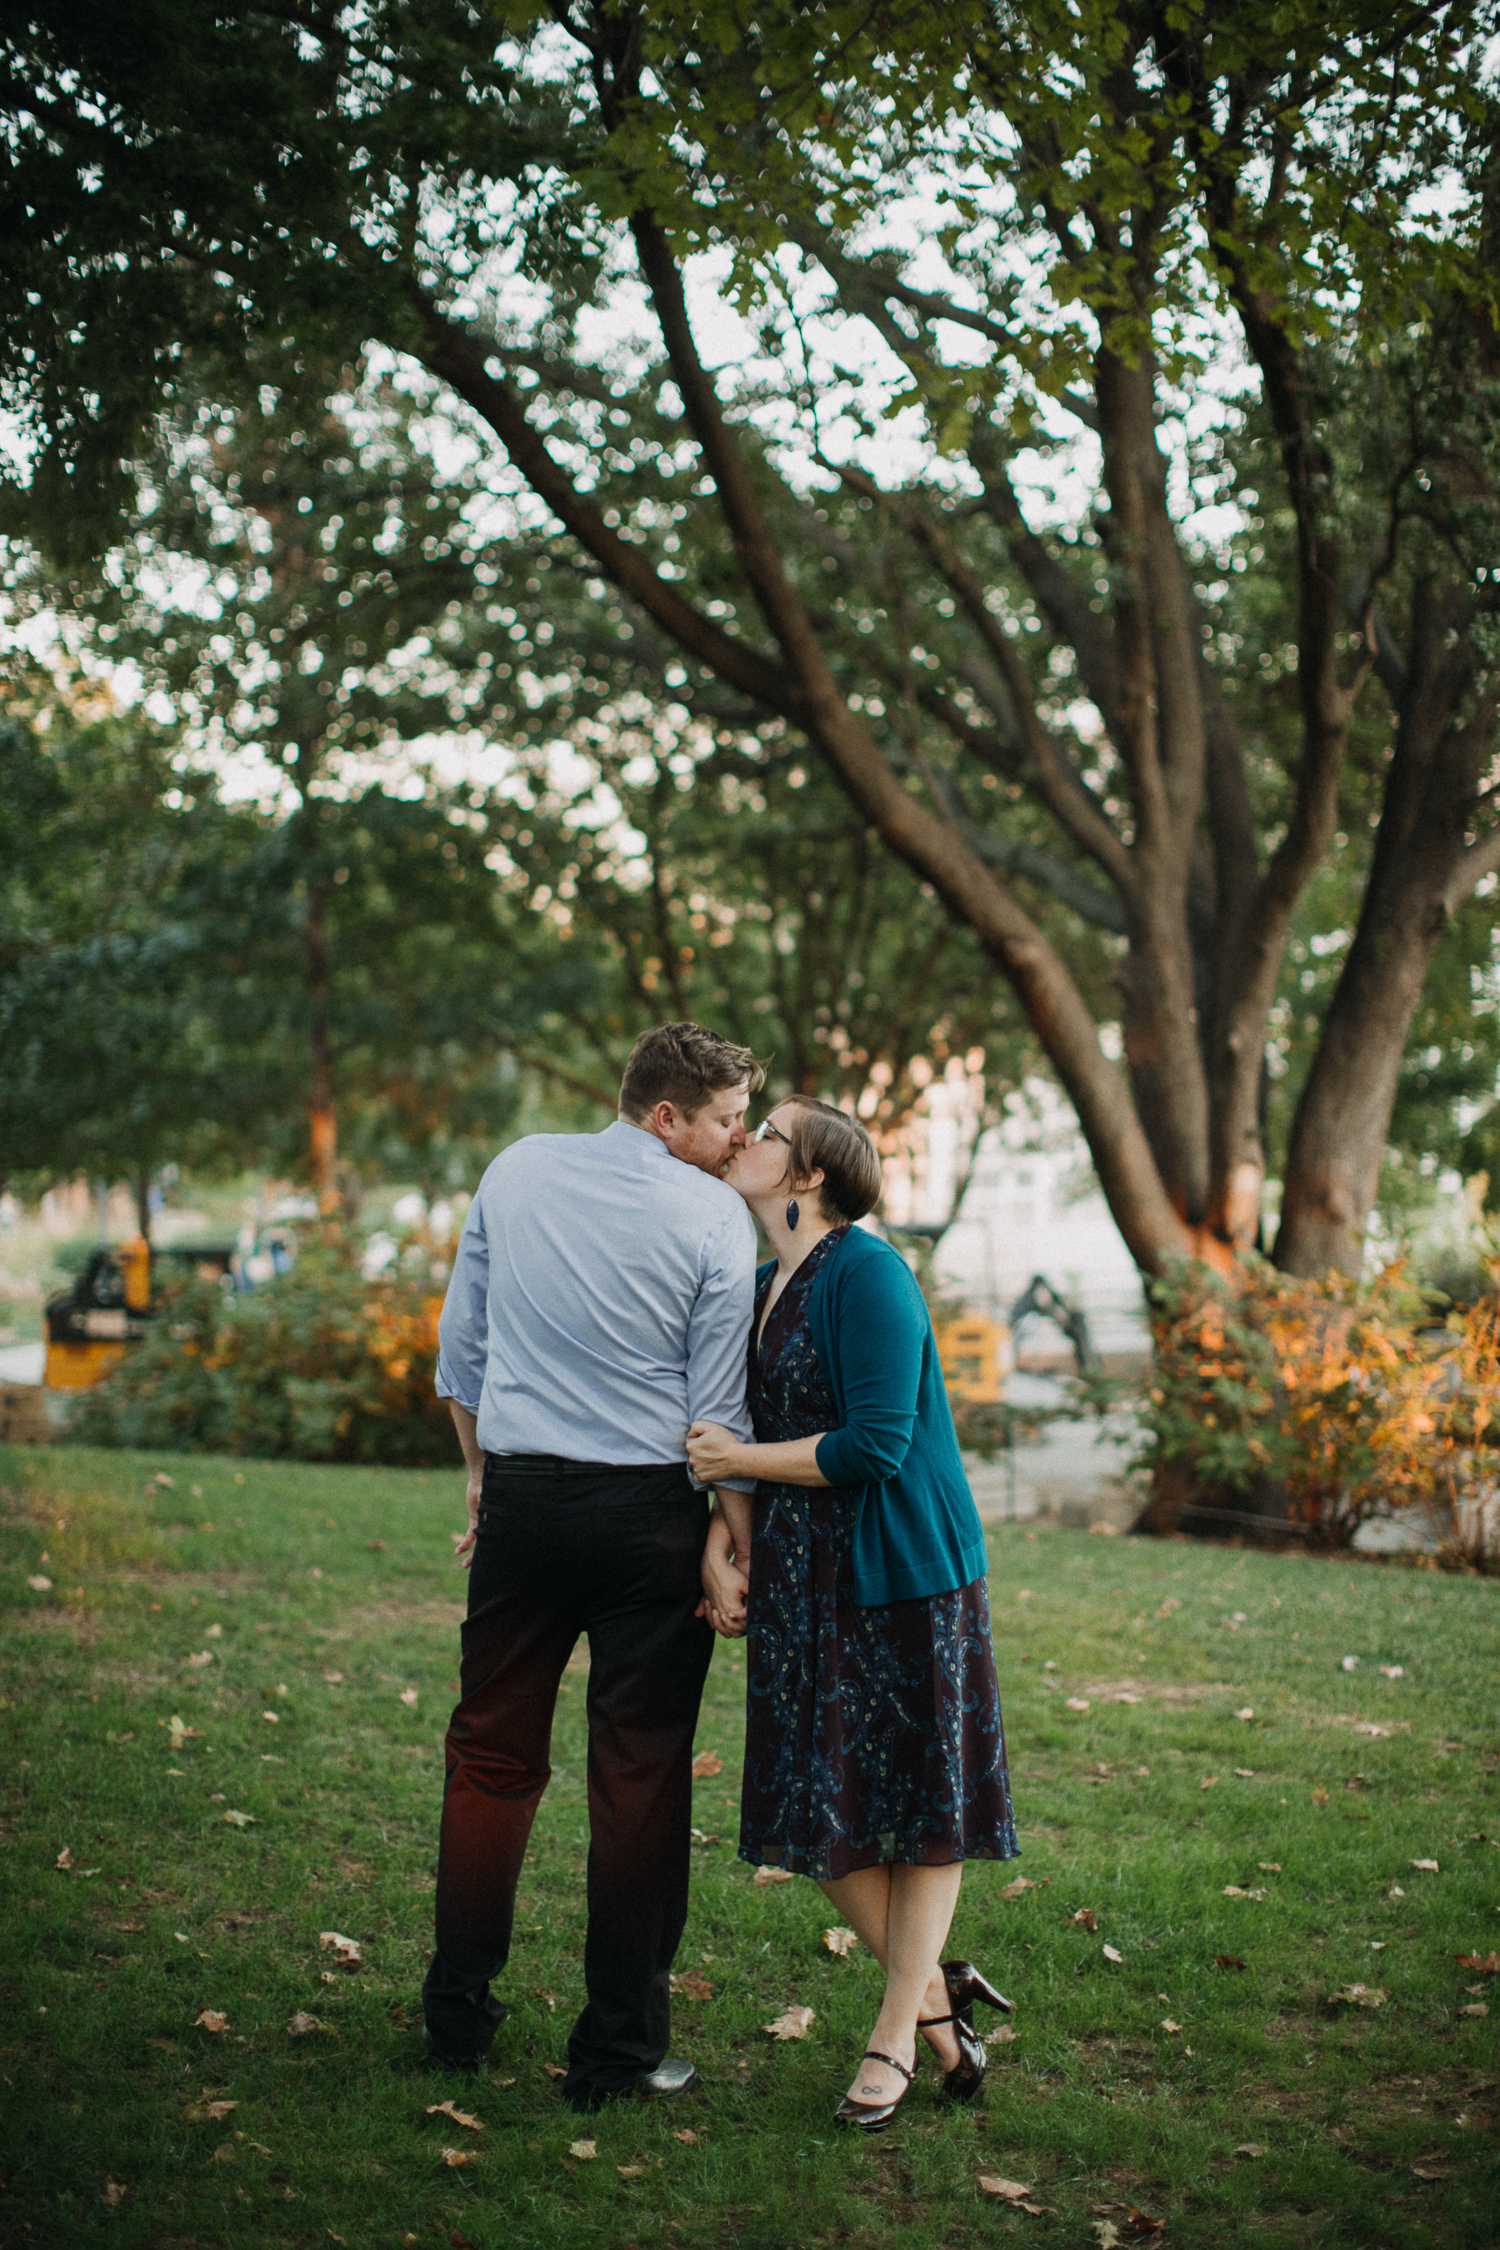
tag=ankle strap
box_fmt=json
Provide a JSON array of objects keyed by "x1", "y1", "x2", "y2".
[
  {"x1": 917, "y1": 2013, "x2": 955, "y2": 2028},
  {"x1": 859, "y1": 2049, "x2": 915, "y2": 2083}
]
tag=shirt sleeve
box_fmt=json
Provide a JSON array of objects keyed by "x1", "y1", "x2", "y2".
[
  {"x1": 814, "y1": 1252, "x2": 926, "y2": 1487},
  {"x1": 684, "y1": 1204, "x2": 758, "y2": 1491},
  {"x1": 435, "y1": 1190, "x2": 489, "y2": 1414}
]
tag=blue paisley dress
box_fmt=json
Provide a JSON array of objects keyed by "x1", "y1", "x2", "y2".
[{"x1": 738, "y1": 1228, "x2": 1019, "y2": 1880}]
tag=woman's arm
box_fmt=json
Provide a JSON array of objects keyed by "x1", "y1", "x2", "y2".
[{"x1": 687, "y1": 1422, "x2": 830, "y2": 1489}]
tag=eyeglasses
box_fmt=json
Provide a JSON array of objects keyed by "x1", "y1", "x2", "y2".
[{"x1": 753, "y1": 1118, "x2": 791, "y2": 1146}]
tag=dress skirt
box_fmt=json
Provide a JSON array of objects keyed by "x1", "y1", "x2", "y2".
[{"x1": 737, "y1": 1229, "x2": 1018, "y2": 1882}]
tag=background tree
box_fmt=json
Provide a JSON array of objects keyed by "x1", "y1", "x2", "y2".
[{"x1": 3, "y1": 0, "x2": 1496, "y2": 1275}]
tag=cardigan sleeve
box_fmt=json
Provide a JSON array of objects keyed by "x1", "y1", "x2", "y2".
[{"x1": 813, "y1": 1248, "x2": 928, "y2": 1487}]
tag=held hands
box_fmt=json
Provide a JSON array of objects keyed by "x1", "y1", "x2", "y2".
[
  {"x1": 697, "y1": 1510, "x2": 749, "y2": 1639},
  {"x1": 686, "y1": 1419, "x2": 744, "y2": 1486}
]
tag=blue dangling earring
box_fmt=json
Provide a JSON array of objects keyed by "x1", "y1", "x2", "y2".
[{"x1": 786, "y1": 1198, "x2": 799, "y2": 1232}]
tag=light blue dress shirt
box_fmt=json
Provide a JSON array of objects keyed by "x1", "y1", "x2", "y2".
[{"x1": 435, "y1": 1119, "x2": 757, "y2": 1483}]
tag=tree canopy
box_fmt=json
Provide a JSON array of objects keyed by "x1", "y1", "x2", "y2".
[{"x1": 3, "y1": 0, "x2": 1497, "y2": 1271}]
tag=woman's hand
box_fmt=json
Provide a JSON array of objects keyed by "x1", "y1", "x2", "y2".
[
  {"x1": 687, "y1": 1420, "x2": 748, "y2": 1485},
  {"x1": 696, "y1": 1495, "x2": 750, "y2": 1638},
  {"x1": 699, "y1": 1540, "x2": 749, "y2": 1639}
]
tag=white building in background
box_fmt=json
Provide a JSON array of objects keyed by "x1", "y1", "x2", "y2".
[{"x1": 879, "y1": 1063, "x2": 1151, "y2": 1364}]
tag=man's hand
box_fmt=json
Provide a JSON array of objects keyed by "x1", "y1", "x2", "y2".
[
  {"x1": 698, "y1": 1513, "x2": 749, "y2": 1637},
  {"x1": 448, "y1": 1401, "x2": 484, "y2": 1571},
  {"x1": 686, "y1": 1419, "x2": 747, "y2": 1485}
]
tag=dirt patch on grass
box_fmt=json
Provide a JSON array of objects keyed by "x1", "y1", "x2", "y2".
[
  {"x1": 9, "y1": 1604, "x2": 103, "y2": 1645},
  {"x1": 320, "y1": 1597, "x2": 465, "y2": 1639},
  {"x1": 1076, "y1": 1678, "x2": 1241, "y2": 1705}
]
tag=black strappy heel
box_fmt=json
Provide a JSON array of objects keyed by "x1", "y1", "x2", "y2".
[
  {"x1": 923, "y1": 1959, "x2": 1015, "y2": 2103},
  {"x1": 833, "y1": 2047, "x2": 916, "y2": 2131}
]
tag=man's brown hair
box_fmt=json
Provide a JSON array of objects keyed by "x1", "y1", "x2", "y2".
[
  {"x1": 618, "y1": 1022, "x2": 767, "y2": 1122},
  {"x1": 778, "y1": 1095, "x2": 884, "y2": 1224}
]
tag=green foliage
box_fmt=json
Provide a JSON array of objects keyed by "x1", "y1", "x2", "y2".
[
  {"x1": 67, "y1": 1238, "x2": 455, "y2": 1465},
  {"x1": 1140, "y1": 1252, "x2": 1500, "y2": 1546}
]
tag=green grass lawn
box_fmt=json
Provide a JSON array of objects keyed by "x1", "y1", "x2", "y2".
[{"x1": 1, "y1": 1443, "x2": 1497, "y2": 2250}]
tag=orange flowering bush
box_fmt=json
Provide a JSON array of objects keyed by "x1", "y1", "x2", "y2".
[
  {"x1": 70, "y1": 1231, "x2": 456, "y2": 1465},
  {"x1": 1142, "y1": 1253, "x2": 1500, "y2": 1555}
]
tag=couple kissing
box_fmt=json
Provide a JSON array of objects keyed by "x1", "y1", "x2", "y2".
[{"x1": 423, "y1": 1020, "x2": 1017, "y2": 2127}]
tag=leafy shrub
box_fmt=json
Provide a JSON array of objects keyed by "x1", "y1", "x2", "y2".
[
  {"x1": 68, "y1": 1233, "x2": 455, "y2": 1465},
  {"x1": 1139, "y1": 1252, "x2": 1500, "y2": 1550}
]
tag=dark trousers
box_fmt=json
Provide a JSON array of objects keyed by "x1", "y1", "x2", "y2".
[{"x1": 421, "y1": 1455, "x2": 714, "y2": 2106}]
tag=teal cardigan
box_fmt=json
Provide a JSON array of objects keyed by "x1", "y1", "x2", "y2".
[{"x1": 760, "y1": 1227, "x2": 988, "y2": 1608}]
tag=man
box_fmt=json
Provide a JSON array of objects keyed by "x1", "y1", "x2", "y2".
[{"x1": 423, "y1": 1021, "x2": 763, "y2": 2110}]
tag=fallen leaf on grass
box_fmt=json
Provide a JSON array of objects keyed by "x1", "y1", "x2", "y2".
[
  {"x1": 1200, "y1": 1776, "x2": 1219, "y2": 1791},
  {"x1": 426, "y1": 2099, "x2": 483, "y2": 2131},
  {"x1": 1379, "y1": 1664, "x2": 1404, "y2": 1677},
  {"x1": 101, "y1": 2178, "x2": 125, "y2": 2206},
  {"x1": 1234, "y1": 2142, "x2": 1265, "y2": 2157},
  {"x1": 398, "y1": 1687, "x2": 419, "y2": 1707},
  {"x1": 753, "y1": 1866, "x2": 794, "y2": 1886},
  {"x1": 1160, "y1": 2018, "x2": 1181, "y2": 2034},
  {"x1": 188, "y1": 1651, "x2": 213, "y2": 1670},
  {"x1": 1333, "y1": 1985, "x2": 1387, "y2": 2008},
  {"x1": 1411, "y1": 1858, "x2": 1439, "y2": 1873},
  {"x1": 985, "y1": 2025, "x2": 1017, "y2": 2045},
  {"x1": 318, "y1": 1931, "x2": 362, "y2": 1969},
  {"x1": 670, "y1": 1970, "x2": 713, "y2": 2000},
  {"x1": 1310, "y1": 1787, "x2": 1329, "y2": 1807},
  {"x1": 441, "y1": 2146, "x2": 481, "y2": 2167},
  {"x1": 1102, "y1": 1944, "x2": 1124, "y2": 1964},
  {"x1": 27, "y1": 1575, "x2": 52, "y2": 1592},
  {"x1": 1064, "y1": 1697, "x2": 1091, "y2": 1712},
  {"x1": 568, "y1": 2139, "x2": 597, "y2": 2160},
  {"x1": 690, "y1": 1751, "x2": 723, "y2": 1777},
  {"x1": 673, "y1": 2129, "x2": 698, "y2": 2145},
  {"x1": 1411, "y1": 2164, "x2": 1451, "y2": 2181},
  {"x1": 1234, "y1": 1768, "x2": 1256, "y2": 1779},
  {"x1": 1457, "y1": 1951, "x2": 1500, "y2": 1973},
  {"x1": 1092, "y1": 2227, "x2": 1121, "y2": 2249},
  {"x1": 166, "y1": 1716, "x2": 201, "y2": 1747},
  {"x1": 765, "y1": 2005, "x2": 814, "y2": 2040},
  {"x1": 541, "y1": 2063, "x2": 567, "y2": 2081},
  {"x1": 1258, "y1": 1862, "x2": 1281, "y2": 1872},
  {"x1": 1235, "y1": 1706, "x2": 1254, "y2": 1720},
  {"x1": 184, "y1": 2099, "x2": 238, "y2": 2124},
  {"x1": 617, "y1": 2165, "x2": 645, "y2": 2178},
  {"x1": 1222, "y1": 1886, "x2": 1268, "y2": 1900},
  {"x1": 1067, "y1": 1907, "x2": 1098, "y2": 1931},
  {"x1": 1215, "y1": 1955, "x2": 1246, "y2": 1971},
  {"x1": 999, "y1": 1875, "x2": 1036, "y2": 1898},
  {"x1": 1459, "y1": 2003, "x2": 1489, "y2": 2018},
  {"x1": 285, "y1": 2012, "x2": 320, "y2": 2036},
  {"x1": 322, "y1": 1671, "x2": 343, "y2": 1684},
  {"x1": 55, "y1": 1846, "x2": 72, "y2": 1870},
  {"x1": 823, "y1": 1926, "x2": 859, "y2": 1957},
  {"x1": 978, "y1": 2177, "x2": 1034, "y2": 2202},
  {"x1": 1113, "y1": 1692, "x2": 1142, "y2": 1704},
  {"x1": 1127, "y1": 2210, "x2": 1166, "y2": 2236},
  {"x1": 194, "y1": 2009, "x2": 227, "y2": 2033},
  {"x1": 223, "y1": 1810, "x2": 256, "y2": 1828},
  {"x1": 154, "y1": 1471, "x2": 175, "y2": 1488},
  {"x1": 261, "y1": 1710, "x2": 279, "y2": 1724}
]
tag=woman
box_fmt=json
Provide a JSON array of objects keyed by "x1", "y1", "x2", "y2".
[{"x1": 686, "y1": 1095, "x2": 1018, "y2": 2130}]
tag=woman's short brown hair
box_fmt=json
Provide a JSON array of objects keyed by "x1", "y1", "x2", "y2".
[{"x1": 779, "y1": 1095, "x2": 883, "y2": 1224}]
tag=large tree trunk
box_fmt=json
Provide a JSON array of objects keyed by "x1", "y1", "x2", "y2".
[{"x1": 1276, "y1": 599, "x2": 1499, "y2": 1274}]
